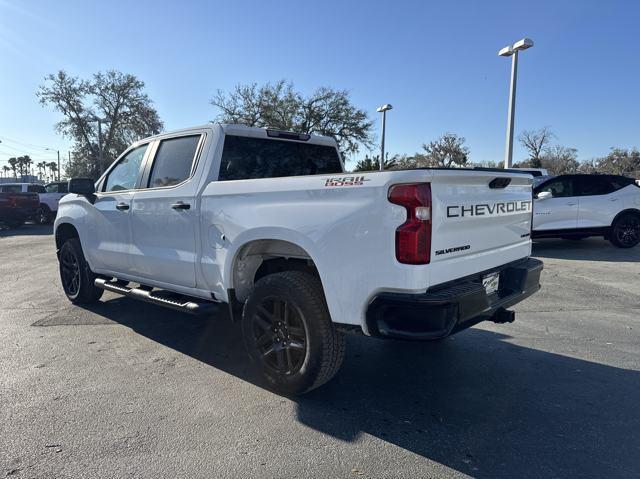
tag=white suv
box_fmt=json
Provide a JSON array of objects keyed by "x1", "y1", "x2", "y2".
[{"x1": 532, "y1": 174, "x2": 640, "y2": 247}]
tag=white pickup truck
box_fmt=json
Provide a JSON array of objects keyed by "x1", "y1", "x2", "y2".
[{"x1": 54, "y1": 124, "x2": 542, "y2": 394}]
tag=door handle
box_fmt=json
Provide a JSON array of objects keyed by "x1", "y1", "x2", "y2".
[
  {"x1": 171, "y1": 201, "x2": 191, "y2": 210},
  {"x1": 566, "y1": 202, "x2": 577, "y2": 206},
  {"x1": 609, "y1": 198, "x2": 619, "y2": 202},
  {"x1": 115, "y1": 202, "x2": 130, "y2": 211}
]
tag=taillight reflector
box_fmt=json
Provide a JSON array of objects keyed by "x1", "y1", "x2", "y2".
[{"x1": 388, "y1": 183, "x2": 432, "y2": 264}]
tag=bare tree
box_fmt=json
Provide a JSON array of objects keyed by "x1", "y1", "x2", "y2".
[
  {"x1": 211, "y1": 80, "x2": 374, "y2": 156},
  {"x1": 417, "y1": 133, "x2": 470, "y2": 168},
  {"x1": 541, "y1": 145, "x2": 579, "y2": 175},
  {"x1": 37, "y1": 70, "x2": 163, "y2": 178},
  {"x1": 518, "y1": 127, "x2": 554, "y2": 168}
]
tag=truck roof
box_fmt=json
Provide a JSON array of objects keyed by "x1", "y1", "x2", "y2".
[{"x1": 141, "y1": 123, "x2": 338, "y2": 148}]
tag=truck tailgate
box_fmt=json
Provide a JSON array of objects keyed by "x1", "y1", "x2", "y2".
[{"x1": 428, "y1": 170, "x2": 533, "y2": 284}]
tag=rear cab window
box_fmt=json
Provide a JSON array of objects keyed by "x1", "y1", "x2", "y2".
[
  {"x1": 28, "y1": 184, "x2": 46, "y2": 193},
  {"x1": 1, "y1": 185, "x2": 23, "y2": 193},
  {"x1": 218, "y1": 135, "x2": 342, "y2": 181}
]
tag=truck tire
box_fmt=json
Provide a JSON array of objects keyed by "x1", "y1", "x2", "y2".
[
  {"x1": 610, "y1": 212, "x2": 640, "y2": 248},
  {"x1": 59, "y1": 238, "x2": 103, "y2": 304},
  {"x1": 36, "y1": 205, "x2": 52, "y2": 225},
  {"x1": 242, "y1": 271, "x2": 345, "y2": 395}
]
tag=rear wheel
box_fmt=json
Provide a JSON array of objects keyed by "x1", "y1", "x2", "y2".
[
  {"x1": 242, "y1": 271, "x2": 345, "y2": 395},
  {"x1": 610, "y1": 213, "x2": 640, "y2": 248},
  {"x1": 59, "y1": 238, "x2": 103, "y2": 303}
]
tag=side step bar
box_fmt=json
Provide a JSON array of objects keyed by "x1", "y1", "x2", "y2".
[{"x1": 94, "y1": 278, "x2": 220, "y2": 316}]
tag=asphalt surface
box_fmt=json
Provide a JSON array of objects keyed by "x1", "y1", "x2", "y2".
[{"x1": 1, "y1": 224, "x2": 639, "y2": 478}]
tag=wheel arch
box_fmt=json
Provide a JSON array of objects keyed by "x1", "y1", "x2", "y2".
[
  {"x1": 228, "y1": 237, "x2": 321, "y2": 303},
  {"x1": 611, "y1": 208, "x2": 640, "y2": 226},
  {"x1": 55, "y1": 222, "x2": 80, "y2": 252}
]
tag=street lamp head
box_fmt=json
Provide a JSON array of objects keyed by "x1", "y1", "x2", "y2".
[
  {"x1": 513, "y1": 38, "x2": 534, "y2": 51},
  {"x1": 498, "y1": 38, "x2": 534, "y2": 57},
  {"x1": 498, "y1": 45, "x2": 513, "y2": 57},
  {"x1": 376, "y1": 104, "x2": 393, "y2": 113}
]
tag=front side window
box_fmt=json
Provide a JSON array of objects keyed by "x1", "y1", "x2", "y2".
[
  {"x1": 536, "y1": 177, "x2": 575, "y2": 198},
  {"x1": 147, "y1": 135, "x2": 201, "y2": 188},
  {"x1": 104, "y1": 144, "x2": 148, "y2": 192},
  {"x1": 46, "y1": 183, "x2": 67, "y2": 193},
  {"x1": 218, "y1": 135, "x2": 342, "y2": 181}
]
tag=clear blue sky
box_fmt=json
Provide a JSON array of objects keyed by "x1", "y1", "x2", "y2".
[{"x1": 1, "y1": 0, "x2": 639, "y2": 171}]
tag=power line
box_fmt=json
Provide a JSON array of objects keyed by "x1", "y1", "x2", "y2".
[{"x1": 0, "y1": 134, "x2": 59, "y2": 151}]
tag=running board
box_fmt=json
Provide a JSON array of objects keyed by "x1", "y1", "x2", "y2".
[{"x1": 94, "y1": 278, "x2": 220, "y2": 316}]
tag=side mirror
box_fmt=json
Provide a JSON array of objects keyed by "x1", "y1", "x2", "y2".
[
  {"x1": 536, "y1": 191, "x2": 552, "y2": 201},
  {"x1": 68, "y1": 178, "x2": 96, "y2": 203},
  {"x1": 68, "y1": 178, "x2": 96, "y2": 195}
]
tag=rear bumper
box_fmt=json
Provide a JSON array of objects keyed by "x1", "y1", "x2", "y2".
[
  {"x1": 0, "y1": 208, "x2": 33, "y2": 222},
  {"x1": 366, "y1": 257, "x2": 543, "y2": 340}
]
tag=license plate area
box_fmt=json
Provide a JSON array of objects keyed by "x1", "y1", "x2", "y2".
[{"x1": 482, "y1": 272, "x2": 500, "y2": 296}]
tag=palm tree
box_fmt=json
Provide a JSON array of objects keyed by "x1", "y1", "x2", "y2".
[
  {"x1": 1, "y1": 165, "x2": 10, "y2": 178},
  {"x1": 48, "y1": 162, "x2": 58, "y2": 181},
  {"x1": 8, "y1": 157, "x2": 18, "y2": 179},
  {"x1": 22, "y1": 155, "x2": 33, "y2": 179},
  {"x1": 37, "y1": 161, "x2": 47, "y2": 180}
]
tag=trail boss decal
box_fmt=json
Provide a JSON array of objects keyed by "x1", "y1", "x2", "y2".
[
  {"x1": 324, "y1": 176, "x2": 370, "y2": 187},
  {"x1": 447, "y1": 200, "x2": 532, "y2": 218}
]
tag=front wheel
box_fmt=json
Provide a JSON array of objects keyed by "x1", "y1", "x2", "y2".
[
  {"x1": 610, "y1": 213, "x2": 640, "y2": 248},
  {"x1": 36, "y1": 205, "x2": 52, "y2": 225},
  {"x1": 59, "y1": 238, "x2": 103, "y2": 303},
  {"x1": 242, "y1": 271, "x2": 345, "y2": 395}
]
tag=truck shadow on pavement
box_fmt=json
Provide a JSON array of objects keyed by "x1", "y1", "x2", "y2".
[
  {"x1": 89, "y1": 297, "x2": 640, "y2": 479},
  {"x1": 533, "y1": 238, "x2": 640, "y2": 262},
  {"x1": 0, "y1": 224, "x2": 53, "y2": 237}
]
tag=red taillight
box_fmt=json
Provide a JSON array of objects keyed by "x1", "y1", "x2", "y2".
[{"x1": 388, "y1": 183, "x2": 432, "y2": 264}]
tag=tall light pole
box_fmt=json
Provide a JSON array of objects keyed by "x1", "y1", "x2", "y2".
[
  {"x1": 376, "y1": 104, "x2": 393, "y2": 171},
  {"x1": 45, "y1": 148, "x2": 61, "y2": 181},
  {"x1": 499, "y1": 37, "x2": 534, "y2": 168},
  {"x1": 89, "y1": 116, "x2": 110, "y2": 174}
]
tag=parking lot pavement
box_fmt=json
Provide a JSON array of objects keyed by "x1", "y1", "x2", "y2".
[{"x1": 1, "y1": 226, "x2": 639, "y2": 479}]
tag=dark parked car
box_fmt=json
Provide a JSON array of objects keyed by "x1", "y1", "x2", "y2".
[{"x1": 0, "y1": 191, "x2": 40, "y2": 228}]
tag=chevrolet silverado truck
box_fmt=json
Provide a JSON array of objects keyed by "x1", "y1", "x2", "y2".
[
  {"x1": 0, "y1": 190, "x2": 39, "y2": 228},
  {"x1": 54, "y1": 124, "x2": 542, "y2": 394}
]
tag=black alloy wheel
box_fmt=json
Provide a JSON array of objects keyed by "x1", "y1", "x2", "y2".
[
  {"x1": 250, "y1": 297, "x2": 307, "y2": 376},
  {"x1": 611, "y1": 213, "x2": 640, "y2": 248},
  {"x1": 60, "y1": 244, "x2": 81, "y2": 296}
]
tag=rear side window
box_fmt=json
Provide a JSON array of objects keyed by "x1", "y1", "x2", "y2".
[
  {"x1": 147, "y1": 135, "x2": 201, "y2": 188},
  {"x1": 28, "y1": 184, "x2": 46, "y2": 193},
  {"x1": 218, "y1": 135, "x2": 342, "y2": 181},
  {"x1": 104, "y1": 144, "x2": 148, "y2": 192},
  {"x1": 536, "y1": 177, "x2": 574, "y2": 198},
  {"x1": 1, "y1": 185, "x2": 22, "y2": 193},
  {"x1": 578, "y1": 176, "x2": 616, "y2": 196}
]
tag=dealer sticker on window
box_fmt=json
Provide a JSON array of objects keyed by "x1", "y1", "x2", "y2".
[{"x1": 482, "y1": 272, "x2": 500, "y2": 295}]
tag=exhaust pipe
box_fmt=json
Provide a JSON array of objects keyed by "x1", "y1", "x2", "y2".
[{"x1": 490, "y1": 308, "x2": 515, "y2": 324}]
